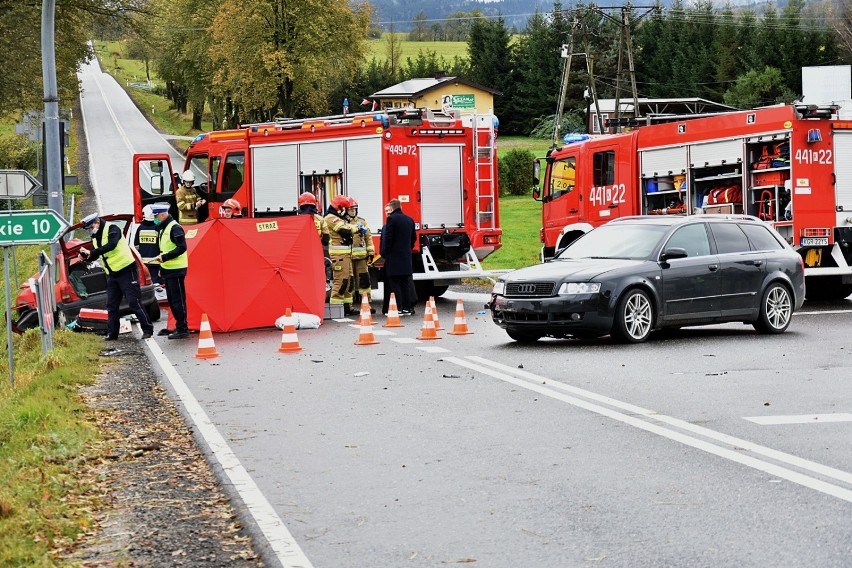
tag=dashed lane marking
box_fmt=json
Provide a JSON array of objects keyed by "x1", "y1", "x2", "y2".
[
  {"x1": 745, "y1": 413, "x2": 852, "y2": 425},
  {"x1": 417, "y1": 346, "x2": 451, "y2": 353}
]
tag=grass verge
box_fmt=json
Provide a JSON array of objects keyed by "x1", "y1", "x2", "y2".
[{"x1": 0, "y1": 326, "x2": 104, "y2": 564}]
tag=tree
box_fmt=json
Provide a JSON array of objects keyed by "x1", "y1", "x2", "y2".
[
  {"x1": 467, "y1": 16, "x2": 513, "y2": 118},
  {"x1": 410, "y1": 12, "x2": 429, "y2": 41},
  {"x1": 723, "y1": 66, "x2": 795, "y2": 109},
  {"x1": 0, "y1": 0, "x2": 142, "y2": 118},
  {"x1": 206, "y1": 0, "x2": 371, "y2": 122},
  {"x1": 385, "y1": 21, "x2": 403, "y2": 83}
]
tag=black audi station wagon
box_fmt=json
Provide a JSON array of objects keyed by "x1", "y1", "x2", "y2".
[{"x1": 489, "y1": 215, "x2": 806, "y2": 343}]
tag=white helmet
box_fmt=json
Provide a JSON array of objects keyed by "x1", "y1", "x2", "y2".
[
  {"x1": 142, "y1": 204, "x2": 155, "y2": 222},
  {"x1": 182, "y1": 170, "x2": 195, "y2": 183}
]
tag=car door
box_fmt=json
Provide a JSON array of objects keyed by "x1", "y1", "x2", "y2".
[
  {"x1": 708, "y1": 222, "x2": 766, "y2": 317},
  {"x1": 659, "y1": 222, "x2": 722, "y2": 321}
]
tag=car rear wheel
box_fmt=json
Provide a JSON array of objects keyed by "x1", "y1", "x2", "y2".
[
  {"x1": 612, "y1": 288, "x2": 654, "y2": 343},
  {"x1": 506, "y1": 329, "x2": 542, "y2": 343},
  {"x1": 753, "y1": 282, "x2": 792, "y2": 334},
  {"x1": 147, "y1": 301, "x2": 162, "y2": 322}
]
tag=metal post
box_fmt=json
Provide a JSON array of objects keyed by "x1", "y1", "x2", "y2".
[
  {"x1": 41, "y1": 0, "x2": 63, "y2": 259},
  {"x1": 4, "y1": 246, "x2": 14, "y2": 386}
]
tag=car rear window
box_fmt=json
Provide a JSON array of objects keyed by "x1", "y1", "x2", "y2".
[
  {"x1": 739, "y1": 223, "x2": 785, "y2": 251},
  {"x1": 709, "y1": 222, "x2": 751, "y2": 254}
]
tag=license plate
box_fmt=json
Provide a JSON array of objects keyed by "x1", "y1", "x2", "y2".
[{"x1": 801, "y1": 237, "x2": 829, "y2": 246}]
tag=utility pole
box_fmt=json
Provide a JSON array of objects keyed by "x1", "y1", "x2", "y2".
[
  {"x1": 41, "y1": 0, "x2": 63, "y2": 258},
  {"x1": 552, "y1": 16, "x2": 579, "y2": 148}
]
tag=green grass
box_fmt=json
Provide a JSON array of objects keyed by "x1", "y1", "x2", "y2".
[
  {"x1": 0, "y1": 240, "x2": 105, "y2": 564},
  {"x1": 368, "y1": 36, "x2": 468, "y2": 62},
  {"x1": 497, "y1": 135, "x2": 552, "y2": 161},
  {"x1": 483, "y1": 195, "x2": 541, "y2": 270}
]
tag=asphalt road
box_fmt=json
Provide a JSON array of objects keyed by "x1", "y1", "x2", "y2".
[{"x1": 80, "y1": 59, "x2": 852, "y2": 567}]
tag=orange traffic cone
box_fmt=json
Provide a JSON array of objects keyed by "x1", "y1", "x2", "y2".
[
  {"x1": 430, "y1": 296, "x2": 445, "y2": 330},
  {"x1": 356, "y1": 294, "x2": 376, "y2": 326},
  {"x1": 194, "y1": 313, "x2": 220, "y2": 359},
  {"x1": 383, "y1": 292, "x2": 404, "y2": 328},
  {"x1": 277, "y1": 308, "x2": 303, "y2": 353},
  {"x1": 447, "y1": 298, "x2": 474, "y2": 335},
  {"x1": 417, "y1": 301, "x2": 441, "y2": 341},
  {"x1": 354, "y1": 315, "x2": 380, "y2": 346}
]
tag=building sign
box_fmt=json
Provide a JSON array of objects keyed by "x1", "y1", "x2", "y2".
[{"x1": 452, "y1": 94, "x2": 476, "y2": 109}]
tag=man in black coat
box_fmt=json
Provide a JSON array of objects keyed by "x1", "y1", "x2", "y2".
[{"x1": 380, "y1": 199, "x2": 417, "y2": 315}]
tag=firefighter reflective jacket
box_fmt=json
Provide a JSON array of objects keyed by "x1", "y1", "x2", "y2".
[
  {"x1": 324, "y1": 210, "x2": 357, "y2": 257},
  {"x1": 176, "y1": 186, "x2": 202, "y2": 225},
  {"x1": 350, "y1": 215, "x2": 374, "y2": 260}
]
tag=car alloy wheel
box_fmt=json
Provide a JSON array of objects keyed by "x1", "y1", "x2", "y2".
[
  {"x1": 754, "y1": 282, "x2": 792, "y2": 334},
  {"x1": 613, "y1": 288, "x2": 653, "y2": 343}
]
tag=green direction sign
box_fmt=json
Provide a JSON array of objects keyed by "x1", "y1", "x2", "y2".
[{"x1": 0, "y1": 209, "x2": 69, "y2": 246}]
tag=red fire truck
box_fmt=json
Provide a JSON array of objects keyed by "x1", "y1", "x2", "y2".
[
  {"x1": 535, "y1": 104, "x2": 852, "y2": 300},
  {"x1": 132, "y1": 108, "x2": 502, "y2": 298}
]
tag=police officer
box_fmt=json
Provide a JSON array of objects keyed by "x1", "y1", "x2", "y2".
[
  {"x1": 151, "y1": 202, "x2": 190, "y2": 339},
  {"x1": 323, "y1": 195, "x2": 357, "y2": 315},
  {"x1": 78, "y1": 213, "x2": 154, "y2": 340},
  {"x1": 346, "y1": 198, "x2": 375, "y2": 312}
]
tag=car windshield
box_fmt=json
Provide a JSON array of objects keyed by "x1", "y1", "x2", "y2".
[{"x1": 556, "y1": 223, "x2": 670, "y2": 260}]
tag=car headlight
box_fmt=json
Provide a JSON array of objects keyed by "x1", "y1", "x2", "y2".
[
  {"x1": 492, "y1": 281, "x2": 506, "y2": 295},
  {"x1": 557, "y1": 282, "x2": 601, "y2": 295}
]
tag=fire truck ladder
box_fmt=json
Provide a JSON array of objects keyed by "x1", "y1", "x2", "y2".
[{"x1": 472, "y1": 114, "x2": 497, "y2": 233}]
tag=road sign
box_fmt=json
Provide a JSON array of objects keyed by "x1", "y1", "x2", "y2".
[
  {"x1": 0, "y1": 209, "x2": 69, "y2": 246},
  {"x1": 0, "y1": 170, "x2": 42, "y2": 199}
]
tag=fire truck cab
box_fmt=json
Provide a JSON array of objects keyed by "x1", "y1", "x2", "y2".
[{"x1": 133, "y1": 108, "x2": 503, "y2": 299}]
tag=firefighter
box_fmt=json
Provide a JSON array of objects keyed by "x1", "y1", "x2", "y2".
[
  {"x1": 298, "y1": 192, "x2": 330, "y2": 247},
  {"x1": 78, "y1": 213, "x2": 155, "y2": 340},
  {"x1": 324, "y1": 195, "x2": 357, "y2": 315},
  {"x1": 219, "y1": 198, "x2": 242, "y2": 219},
  {"x1": 134, "y1": 204, "x2": 164, "y2": 291},
  {"x1": 346, "y1": 198, "x2": 375, "y2": 312},
  {"x1": 175, "y1": 169, "x2": 206, "y2": 225}
]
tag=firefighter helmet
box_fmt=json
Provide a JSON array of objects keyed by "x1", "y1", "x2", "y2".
[
  {"x1": 298, "y1": 192, "x2": 318, "y2": 207},
  {"x1": 142, "y1": 204, "x2": 155, "y2": 222},
  {"x1": 219, "y1": 198, "x2": 242, "y2": 217},
  {"x1": 182, "y1": 170, "x2": 195, "y2": 183},
  {"x1": 348, "y1": 198, "x2": 359, "y2": 208},
  {"x1": 331, "y1": 195, "x2": 351, "y2": 211}
]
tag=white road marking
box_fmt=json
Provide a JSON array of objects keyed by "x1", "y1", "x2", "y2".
[
  {"x1": 795, "y1": 309, "x2": 852, "y2": 315},
  {"x1": 446, "y1": 356, "x2": 852, "y2": 503},
  {"x1": 417, "y1": 346, "x2": 451, "y2": 353},
  {"x1": 348, "y1": 325, "x2": 396, "y2": 336},
  {"x1": 391, "y1": 337, "x2": 419, "y2": 344},
  {"x1": 146, "y1": 341, "x2": 314, "y2": 568},
  {"x1": 745, "y1": 414, "x2": 852, "y2": 425}
]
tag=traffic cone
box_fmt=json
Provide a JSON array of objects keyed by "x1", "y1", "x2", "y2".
[
  {"x1": 417, "y1": 301, "x2": 441, "y2": 341},
  {"x1": 430, "y1": 296, "x2": 444, "y2": 330},
  {"x1": 194, "y1": 313, "x2": 220, "y2": 359},
  {"x1": 277, "y1": 308, "x2": 303, "y2": 353},
  {"x1": 354, "y1": 315, "x2": 380, "y2": 346},
  {"x1": 383, "y1": 292, "x2": 404, "y2": 328},
  {"x1": 356, "y1": 294, "x2": 376, "y2": 326},
  {"x1": 447, "y1": 298, "x2": 474, "y2": 335}
]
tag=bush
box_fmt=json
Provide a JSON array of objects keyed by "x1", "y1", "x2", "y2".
[
  {"x1": 528, "y1": 110, "x2": 586, "y2": 140},
  {"x1": 499, "y1": 148, "x2": 536, "y2": 196},
  {"x1": 0, "y1": 134, "x2": 38, "y2": 170}
]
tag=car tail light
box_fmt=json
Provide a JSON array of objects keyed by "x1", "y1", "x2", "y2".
[
  {"x1": 140, "y1": 263, "x2": 152, "y2": 285},
  {"x1": 59, "y1": 281, "x2": 77, "y2": 303}
]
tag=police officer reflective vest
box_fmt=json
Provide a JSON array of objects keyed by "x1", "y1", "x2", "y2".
[
  {"x1": 158, "y1": 220, "x2": 189, "y2": 270},
  {"x1": 94, "y1": 221, "x2": 135, "y2": 274}
]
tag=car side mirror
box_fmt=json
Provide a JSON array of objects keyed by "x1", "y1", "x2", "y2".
[
  {"x1": 150, "y1": 174, "x2": 164, "y2": 195},
  {"x1": 661, "y1": 247, "x2": 688, "y2": 261},
  {"x1": 532, "y1": 187, "x2": 541, "y2": 201},
  {"x1": 533, "y1": 160, "x2": 541, "y2": 186}
]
